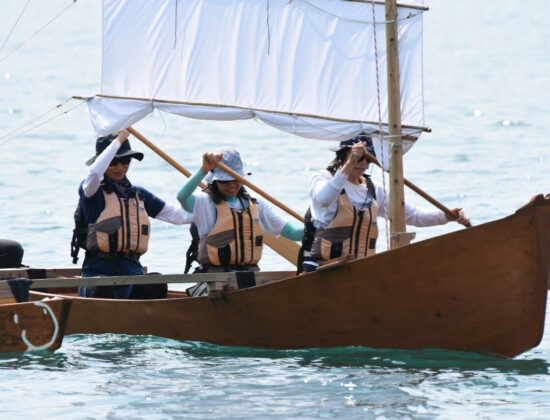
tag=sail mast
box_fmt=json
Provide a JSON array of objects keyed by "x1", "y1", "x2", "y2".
[{"x1": 385, "y1": 0, "x2": 412, "y2": 249}]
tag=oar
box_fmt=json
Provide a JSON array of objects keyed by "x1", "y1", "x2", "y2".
[
  {"x1": 214, "y1": 161, "x2": 304, "y2": 222},
  {"x1": 365, "y1": 151, "x2": 472, "y2": 227},
  {"x1": 127, "y1": 127, "x2": 301, "y2": 264}
]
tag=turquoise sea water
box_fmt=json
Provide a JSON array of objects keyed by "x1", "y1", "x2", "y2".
[{"x1": 0, "y1": 0, "x2": 549, "y2": 418}]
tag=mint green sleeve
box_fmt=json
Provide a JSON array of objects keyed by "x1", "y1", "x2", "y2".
[
  {"x1": 280, "y1": 222, "x2": 304, "y2": 241},
  {"x1": 176, "y1": 169, "x2": 207, "y2": 213}
]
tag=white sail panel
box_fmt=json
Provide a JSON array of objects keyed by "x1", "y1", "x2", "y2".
[{"x1": 89, "y1": 0, "x2": 425, "y2": 142}]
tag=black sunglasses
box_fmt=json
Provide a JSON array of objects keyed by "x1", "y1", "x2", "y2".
[
  {"x1": 109, "y1": 156, "x2": 131, "y2": 166},
  {"x1": 217, "y1": 179, "x2": 238, "y2": 185}
]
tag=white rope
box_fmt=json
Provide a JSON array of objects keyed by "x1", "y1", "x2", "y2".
[
  {"x1": 173, "y1": 0, "x2": 178, "y2": 49},
  {"x1": 0, "y1": 0, "x2": 78, "y2": 64},
  {"x1": 0, "y1": 98, "x2": 84, "y2": 147},
  {"x1": 266, "y1": 0, "x2": 272, "y2": 55},
  {"x1": 296, "y1": 0, "x2": 423, "y2": 25},
  {"x1": 370, "y1": 0, "x2": 390, "y2": 250},
  {"x1": 0, "y1": 0, "x2": 32, "y2": 55},
  {"x1": 156, "y1": 108, "x2": 168, "y2": 140}
]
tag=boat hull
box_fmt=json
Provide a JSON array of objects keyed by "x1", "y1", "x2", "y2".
[
  {"x1": 32, "y1": 197, "x2": 550, "y2": 357},
  {"x1": 0, "y1": 299, "x2": 71, "y2": 352}
]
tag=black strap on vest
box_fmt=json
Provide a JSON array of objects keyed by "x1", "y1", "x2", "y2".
[
  {"x1": 184, "y1": 223, "x2": 200, "y2": 274},
  {"x1": 87, "y1": 251, "x2": 141, "y2": 262},
  {"x1": 297, "y1": 208, "x2": 316, "y2": 274},
  {"x1": 71, "y1": 198, "x2": 88, "y2": 264}
]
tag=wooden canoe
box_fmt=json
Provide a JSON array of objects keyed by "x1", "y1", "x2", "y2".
[
  {"x1": 16, "y1": 195, "x2": 550, "y2": 357},
  {"x1": 0, "y1": 298, "x2": 72, "y2": 352}
]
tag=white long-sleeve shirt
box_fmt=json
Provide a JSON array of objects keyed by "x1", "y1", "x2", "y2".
[
  {"x1": 82, "y1": 140, "x2": 192, "y2": 224},
  {"x1": 309, "y1": 170, "x2": 448, "y2": 229}
]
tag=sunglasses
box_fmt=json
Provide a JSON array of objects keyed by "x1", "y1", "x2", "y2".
[
  {"x1": 109, "y1": 156, "x2": 131, "y2": 166},
  {"x1": 217, "y1": 179, "x2": 238, "y2": 185}
]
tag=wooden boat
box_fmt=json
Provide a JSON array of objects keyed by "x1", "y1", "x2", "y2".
[
  {"x1": 0, "y1": 298, "x2": 71, "y2": 352},
  {"x1": 3, "y1": 1, "x2": 546, "y2": 358},
  {"x1": 15, "y1": 194, "x2": 549, "y2": 358}
]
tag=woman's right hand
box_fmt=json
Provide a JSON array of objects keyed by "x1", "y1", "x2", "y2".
[
  {"x1": 348, "y1": 142, "x2": 366, "y2": 163},
  {"x1": 340, "y1": 142, "x2": 366, "y2": 175},
  {"x1": 201, "y1": 152, "x2": 223, "y2": 173}
]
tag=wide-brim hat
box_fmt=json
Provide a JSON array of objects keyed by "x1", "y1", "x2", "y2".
[
  {"x1": 205, "y1": 146, "x2": 246, "y2": 183},
  {"x1": 329, "y1": 133, "x2": 375, "y2": 157},
  {"x1": 86, "y1": 134, "x2": 144, "y2": 166}
]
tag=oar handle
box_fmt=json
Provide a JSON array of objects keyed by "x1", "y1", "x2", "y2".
[
  {"x1": 365, "y1": 151, "x2": 472, "y2": 228},
  {"x1": 215, "y1": 161, "x2": 305, "y2": 223},
  {"x1": 127, "y1": 127, "x2": 192, "y2": 178}
]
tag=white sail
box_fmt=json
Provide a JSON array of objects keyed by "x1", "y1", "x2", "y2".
[{"x1": 87, "y1": 0, "x2": 426, "y2": 152}]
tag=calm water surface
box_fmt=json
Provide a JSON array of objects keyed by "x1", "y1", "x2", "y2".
[{"x1": 0, "y1": 0, "x2": 549, "y2": 418}]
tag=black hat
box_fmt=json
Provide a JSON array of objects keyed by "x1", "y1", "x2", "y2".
[
  {"x1": 85, "y1": 134, "x2": 144, "y2": 166},
  {"x1": 329, "y1": 133, "x2": 376, "y2": 157}
]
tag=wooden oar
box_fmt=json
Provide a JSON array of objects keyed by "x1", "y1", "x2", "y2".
[
  {"x1": 365, "y1": 151, "x2": 472, "y2": 227},
  {"x1": 127, "y1": 127, "x2": 301, "y2": 264},
  {"x1": 214, "y1": 162, "x2": 304, "y2": 222}
]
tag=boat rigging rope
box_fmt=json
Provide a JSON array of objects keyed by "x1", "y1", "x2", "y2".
[
  {"x1": 173, "y1": 0, "x2": 178, "y2": 49},
  {"x1": 293, "y1": 0, "x2": 424, "y2": 25},
  {"x1": 0, "y1": 0, "x2": 79, "y2": 64},
  {"x1": 0, "y1": 97, "x2": 84, "y2": 147},
  {"x1": 370, "y1": 0, "x2": 390, "y2": 250},
  {"x1": 156, "y1": 108, "x2": 169, "y2": 141},
  {"x1": 266, "y1": 0, "x2": 271, "y2": 55},
  {"x1": 0, "y1": 0, "x2": 32, "y2": 56}
]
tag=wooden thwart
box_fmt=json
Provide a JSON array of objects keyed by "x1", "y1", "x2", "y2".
[{"x1": 0, "y1": 271, "x2": 295, "y2": 297}]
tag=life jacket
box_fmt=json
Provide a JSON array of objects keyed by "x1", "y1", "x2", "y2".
[
  {"x1": 197, "y1": 199, "x2": 264, "y2": 267},
  {"x1": 84, "y1": 188, "x2": 151, "y2": 256},
  {"x1": 309, "y1": 176, "x2": 378, "y2": 262}
]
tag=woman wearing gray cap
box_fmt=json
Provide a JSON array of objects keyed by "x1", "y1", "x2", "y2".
[
  {"x1": 299, "y1": 134, "x2": 470, "y2": 273},
  {"x1": 177, "y1": 146, "x2": 303, "y2": 292},
  {"x1": 75, "y1": 129, "x2": 192, "y2": 299}
]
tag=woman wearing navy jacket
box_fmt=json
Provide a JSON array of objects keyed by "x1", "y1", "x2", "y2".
[{"x1": 77, "y1": 129, "x2": 192, "y2": 299}]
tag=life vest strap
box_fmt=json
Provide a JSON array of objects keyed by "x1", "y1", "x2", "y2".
[{"x1": 87, "y1": 251, "x2": 141, "y2": 262}]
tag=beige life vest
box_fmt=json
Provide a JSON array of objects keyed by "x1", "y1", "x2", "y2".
[
  {"x1": 86, "y1": 190, "x2": 150, "y2": 255},
  {"x1": 311, "y1": 189, "x2": 378, "y2": 261},
  {"x1": 197, "y1": 199, "x2": 264, "y2": 267}
]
